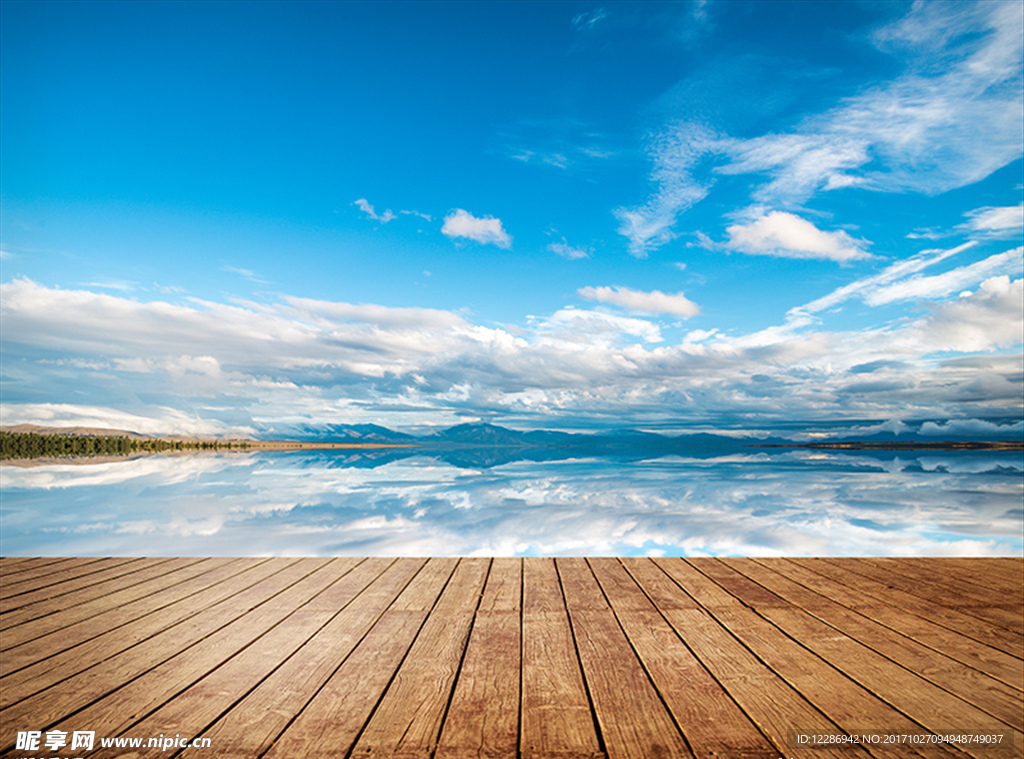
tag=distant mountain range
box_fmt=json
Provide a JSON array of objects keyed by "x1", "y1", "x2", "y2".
[
  {"x1": 289, "y1": 423, "x2": 418, "y2": 444},
  {"x1": 5, "y1": 420, "x2": 1019, "y2": 469},
  {"x1": 281, "y1": 420, "x2": 1021, "y2": 466}
]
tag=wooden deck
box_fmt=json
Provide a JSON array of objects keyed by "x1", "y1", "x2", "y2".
[{"x1": 1, "y1": 557, "x2": 1021, "y2": 758}]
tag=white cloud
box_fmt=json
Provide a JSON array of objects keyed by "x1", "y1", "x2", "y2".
[
  {"x1": 548, "y1": 241, "x2": 590, "y2": 260},
  {"x1": 716, "y1": 134, "x2": 870, "y2": 202},
  {"x1": 795, "y1": 241, "x2": 978, "y2": 316},
  {"x1": 83, "y1": 279, "x2": 138, "y2": 292},
  {"x1": 0, "y1": 403, "x2": 236, "y2": 437},
  {"x1": 441, "y1": 209, "x2": 512, "y2": 249},
  {"x1": 771, "y1": 1, "x2": 1022, "y2": 200},
  {"x1": 919, "y1": 418, "x2": 1024, "y2": 438},
  {"x1": 221, "y1": 266, "x2": 267, "y2": 285},
  {"x1": 914, "y1": 275, "x2": 1024, "y2": 352},
  {"x1": 280, "y1": 295, "x2": 467, "y2": 330},
  {"x1": 573, "y1": 7, "x2": 608, "y2": 31},
  {"x1": 354, "y1": 198, "x2": 396, "y2": 224},
  {"x1": 534, "y1": 308, "x2": 664, "y2": 346},
  {"x1": 863, "y1": 248, "x2": 1023, "y2": 306},
  {"x1": 620, "y1": 2, "x2": 1023, "y2": 250},
  {"x1": 2, "y1": 276, "x2": 1020, "y2": 435},
  {"x1": 725, "y1": 212, "x2": 872, "y2": 262},
  {"x1": 613, "y1": 123, "x2": 716, "y2": 257},
  {"x1": 788, "y1": 244, "x2": 1022, "y2": 324},
  {"x1": 578, "y1": 285, "x2": 699, "y2": 317},
  {"x1": 964, "y1": 203, "x2": 1024, "y2": 232}
]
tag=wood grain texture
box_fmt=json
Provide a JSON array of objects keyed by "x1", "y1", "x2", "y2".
[
  {"x1": 748, "y1": 558, "x2": 1024, "y2": 690},
  {"x1": 521, "y1": 558, "x2": 602, "y2": 759},
  {"x1": 791, "y1": 557, "x2": 1024, "y2": 658},
  {"x1": 0, "y1": 556, "x2": 1019, "y2": 759}
]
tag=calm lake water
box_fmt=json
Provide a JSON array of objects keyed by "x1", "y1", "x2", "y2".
[{"x1": 1, "y1": 448, "x2": 1021, "y2": 557}]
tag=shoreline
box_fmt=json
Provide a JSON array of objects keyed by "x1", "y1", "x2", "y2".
[{"x1": 751, "y1": 440, "x2": 1023, "y2": 451}]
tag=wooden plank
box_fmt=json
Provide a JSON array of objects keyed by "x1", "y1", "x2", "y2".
[
  {"x1": 0, "y1": 558, "x2": 150, "y2": 616},
  {"x1": 34, "y1": 558, "x2": 350, "y2": 748},
  {"x1": 643, "y1": 558, "x2": 959, "y2": 759},
  {"x1": 0, "y1": 556, "x2": 41, "y2": 571},
  {"x1": 0, "y1": 557, "x2": 144, "y2": 604},
  {"x1": 0, "y1": 558, "x2": 283, "y2": 707},
  {"x1": 0, "y1": 558, "x2": 252, "y2": 678},
  {"x1": 266, "y1": 610, "x2": 430, "y2": 759},
  {"x1": 0, "y1": 558, "x2": 341, "y2": 754},
  {"x1": 390, "y1": 556, "x2": 459, "y2": 612},
  {"x1": 839, "y1": 553, "x2": 1024, "y2": 630},
  {"x1": 0, "y1": 557, "x2": 1017, "y2": 759},
  {"x1": 0, "y1": 557, "x2": 104, "y2": 593},
  {"x1": 904, "y1": 557, "x2": 1024, "y2": 593},
  {"x1": 724, "y1": 558, "x2": 1024, "y2": 729},
  {"x1": 692, "y1": 559, "x2": 1022, "y2": 759},
  {"x1": 349, "y1": 558, "x2": 489, "y2": 759},
  {"x1": 559, "y1": 557, "x2": 693, "y2": 759},
  {"x1": 593, "y1": 558, "x2": 776, "y2": 759},
  {"x1": 263, "y1": 558, "x2": 455, "y2": 759},
  {"x1": 478, "y1": 556, "x2": 522, "y2": 612},
  {"x1": 558, "y1": 557, "x2": 609, "y2": 611},
  {"x1": 880, "y1": 557, "x2": 1023, "y2": 603},
  {"x1": 436, "y1": 558, "x2": 522, "y2": 759},
  {"x1": 651, "y1": 558, "x2": 874, "y2": 759},
  {"x1": 0, "y1": 557, "x2": 197, "y2": 633},
  {"x1": 80, "y1": 558, "x2": 393, "y2": 759},
  {"x1": 0, "y1": 557, "x2": 220, "y2": 649},
  {"x1": 819, "y1": 557, "x2": 1024, "y2": 639},
  {"x1": 184, "y1": 558, "x2": 424, "y2": 759},
  {"x1": 759, "y1": 558, "x2": 1024, "y2": 689},
  {"x1": 521, "y1": 558, "x2": 603, "y2": 759},
  {"x1": 0, "y1": 557, "x2": 240, "y2": 635},
  {"x1": 987, "y1": 557, "x2": 1024, "y2": 579},
  {"x1": 791, "y1": 557, "x2": 1024, "y2": 659}
]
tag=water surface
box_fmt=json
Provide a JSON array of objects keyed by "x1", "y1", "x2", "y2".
[{"x1": 2, "y1": 448, "x2": 1021, "y2": 556}]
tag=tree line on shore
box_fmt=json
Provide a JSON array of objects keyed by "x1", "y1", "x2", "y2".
[{"x1": 0, "y1": 431, "x2": 248, "y2": 459}]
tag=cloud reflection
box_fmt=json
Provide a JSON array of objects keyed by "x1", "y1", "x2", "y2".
[{"x1": 1, "y1": 450, "x2": 1020, "y2": 557}]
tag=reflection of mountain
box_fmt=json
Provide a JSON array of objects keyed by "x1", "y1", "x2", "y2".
[
  {"x1": 282, "y1": 420, "x2": 1024, "y2": 470},
  {"x1": 291, "y1": 422, "x2": 774, "y2": 469},
  {"x1": 267, "y1": 447, "x2": 417, "y2": 469}
]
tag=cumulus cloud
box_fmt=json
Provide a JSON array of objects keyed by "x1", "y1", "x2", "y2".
[
  {"x1": 2, "y1": 276, "x2": 1021, "y2": 435},
  {"x1": 725, "y1": 212, "x2": 872, "y2": 262},
  {"x1": 914, "y1": 275, "x2": 1024, "y2": 352},
  {"x1": 578, "y1": 285, "x2": 699, "y2": 317},
  {"x1": 919, "y1": 418, "x2": 1024, "y2": 438},
  {"x1": 441, "y1": 209, "x2": 512, "y2": 249},
  {"x1": 354, "y1": 198, "x2": 396, "y2": 224},
  {"x1": 533, "y1": 308, "x2": 664, "y2": 347}
]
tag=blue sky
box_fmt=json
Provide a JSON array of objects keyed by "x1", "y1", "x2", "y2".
[{"x1": 1, "y1": 0, "x2": 1022, "y2": 436}]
